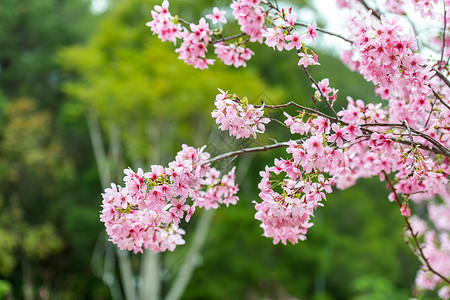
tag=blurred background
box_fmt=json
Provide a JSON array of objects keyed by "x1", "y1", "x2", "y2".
[{"x1": 0, "y1": 0, "x2": 428, "y2": 299}]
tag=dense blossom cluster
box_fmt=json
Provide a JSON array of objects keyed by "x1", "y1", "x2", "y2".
[
  {"x1": 333, "y1": 4, "x2": 450, "y2": 294},
  {"x1": 214, "y1": 42, "x2": 255, "y2": 68},
  {"x1": 146, "y1": 0, "x2": 181, "y2": 43},
  {"x1": 255, "y1": 140, "x2": 335, "y2": 245},
  {"x1": 99, "y1": 0, "x2": 450, "y2": 298},
  {"x1": 100, "y1": 145, "x2": 238, "y2": 253},
  {"x1": 147, "y1": 0, "x2": 320, "y2": 68},
  {"x1": 211, "y1": 89, "x2": 270, "y2": 139},
  {"x1": 342, "y1": 11, "x2": 433, "y2": 122},
  {"x1": 231, "y1": 0, "x2": 266, "y2": 42}
]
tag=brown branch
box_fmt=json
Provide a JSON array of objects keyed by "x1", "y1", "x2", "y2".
[
  {"x1": 430, "y1": 84, "x2": 450, "y2": 111},
  {"x1": 260, "y1": 101, "x2": 340, "y2": 122},
  {"x1": 441, "y1": 3, "x2": 447, "y2": 65},
  {"x1": 261, "y1": 100, "x2": 450, "y2": 157},
  {"x1": 207, "y1": 139, "x2": 303, "y2": 164},
  {"x1": 359, "y1": 123, "x2": 450, "y2": 157},
  {"x1": 433, "y1": 68, "x2": 450, "y2": 89},
  {"x1": 294, "y1": 22, "x2": 353, "y2": 44},
  {"x1": 382, "y1": 171, "x2": 450, "y2": 285},
  {"x1": 210, "y1": 32, "x2": 249, "y2": 45},
  {"x1": 301, "y1": 66, "x2": 339, "y2": 119},
  {"x1": 359, "y1": 0, "x2": 382, "y2": 20}
]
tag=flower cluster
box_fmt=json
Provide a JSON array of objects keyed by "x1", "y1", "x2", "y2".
[
  {"x1": 214, "y1": 42, "x2": 254, "y2": 68},
  {"x1": 146, "y1": 0, "x2": 182, "y2": 43},
  {"x1": 137, "y1": 0, "x2": 450, "y2": 297},
  {"x1": 342, "y1": 10, "x2": 434, "y2": 126},
  {"x1": 100, "y1": 145, "x2": 239, "y2": 253},
  {"x1": 255, "y1": 140, "x2": 335, "y2": 245},
  {"x1": 176, "y1": 18, "x2": 214, "y2": 69},
  {"x1": 313, "y1": 78, "x2": 338, "y2": 105},
  {"x1": 230, "y1": 0, "x2": 267, "y2": 43},
  {"x1": 211, "y1": 89, "x2": 270, "y2": 139},
  {"x1": 147, "y1": 0, "x2": 322, "y2": 69}
]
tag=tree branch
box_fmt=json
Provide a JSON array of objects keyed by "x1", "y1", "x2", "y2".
[
  {"x1": 207, "y1": 139, "x2": 302, "y2": 164},
  {"x1": 440, "y1": 3, "x2": 447, "y2": 65},
  {"x1": 359, "y1": 0, "x2": 382, "y2": 20},
  {"x1": 382, "y1": 171, "x2": 450, "y2": 285},
  {"x1": 301, "y1": 66, "x2": 339, "y2": 119},
  {"x1": 430, "y1": 84, "x2": 450, "y2": 111},
  {"x1": 261, "y1": 99, "x2": 450, "y2": 157},
  {"x1": 294, "y1": 22, "x2": 352, "y2": 44},
  {"x1": 433, "y1": 68, "x2": 450, "y2": 89},
  {"x1": 359, "y1": 123, "x2": 450, "y2": 157},
  {"x1": 260, "y1": 101, "x2": 340, "y2": 122}
]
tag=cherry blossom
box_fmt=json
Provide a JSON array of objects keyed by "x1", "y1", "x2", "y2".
[
  {"x1": 101, "y1": 145, "x2": 239, "y2": 253},
  {"x1": 211, "y1": 89, "x2": 270, "y2": 139},
  {"x1": 206, "y1": 7, "x2": 227, "y2": 24},
  {"x1": 110, "y1": 1, "x2": 450, "y2": 297}
]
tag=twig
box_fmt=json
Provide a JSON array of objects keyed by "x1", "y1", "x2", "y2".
[
  {"x1": 359, "y1": 122, "x2": 450, "y2": 157},
  {"x1": 441, "y1": 3, "x2": 447, "y2": 65},
  {"x1": 301, "y1": 66, "x2": 339, "y2": 119},
  {"x1": 430, "y1": 85, "x2": 450, "y2": 111},
  {"x1": 269, "y1": 117, "x2": 289, "y2": 128},
  {"x1": 382, "y1": 171, "x2": 450, "y2": 285},
  {"x1": 207, "y1": 139, "x2": 303, "y2": 164},
  {"x1": 294, "y1": 22, "x2": 353, "y2": 44},
  {"x1": 262, "y1": 100, "x2": 450, "y2": 157},
  {"x1": 359, "y1": 0, "x2": 382, "y2": 20},
  {"x1": 424, "y1": 98, "x2": 436, "y2": 128},
  {"x1": 210, "y1": 32, "x2": 249, "y2": 45},
  {"x1": 433, "y1": 68, "x2": 450, "y2": 89},
  {"x1": 224, "y1": 155, "x2": 239, "y2": 172},
  {"x1": 260, "y1": 101, "x2": 339, "y2": 122}
]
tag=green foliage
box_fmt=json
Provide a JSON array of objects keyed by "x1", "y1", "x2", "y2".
[
  {"x1": 0, "y1": 98, "x2": 74, "y2": 295},
  {"x1": 0, "y1": 280, "x2": 12, "y2": 299},
  {"x1": 62, "y1": 205, "x2": 104, "y2": 262},
  {"x1": 0, "y1": 0, "x2": 94, "y2": 105},
  {"x1": 23, "y1": 224, "x2": 64, "y2": 260},
  {"x1": 0, "y1": 99, "x2": 74, "y2": 215},
  {"x1": 351, "y1": 276, "x2": 411, "y2": 300},
  {"x1": 0, "y1": 227, "x2": 17, "y2": 276},
  {"x1": 59, "y1": 0, "x2": 284, "y2": 165}
]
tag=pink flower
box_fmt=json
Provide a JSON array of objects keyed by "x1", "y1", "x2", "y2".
[
  {"x1": 303, "y1": 135, "x2": 325, "y2": 156},
  {"x1": 101, "y1": 145, "x2": 239, "y2": 253},
  {"x1": 214, "y1": 43, "x2": 254, "y2": 68},
  {"x1": 285, "y1": 31, "x2": 303, "y2": 50},
  {"x1": 169, "y1": 198, "x2": 190, "y2": 220},
  {"x1": 342, "y1": 123, "x2": 362, "y2": 141},
  {"x1": 307, "y1": 21, "x2": 318, "y2": 42},
  {"x1": 400, "y1": 203, "x2": 411, "y2": 217},
  {"x1": 262, "y1": 27, "x2": 286, "y2": 51},
  {"x1": 211, "y1": 90, "x2": 270, "y2": 139},
  {"x1": 328, "y1": 123, "x2": 349, "y2": 148},
  {"x1": 282, "y1": 11, "x2": 297, "y2": 27},
  {"x1": 312, "y1": 117, "x2": 330, "y2": 134},
  {"x1": 298, "y1": 52, "x2": 319, "y2": 67},
  {"x1": 316, "y1": 78, "x2": 332, "y2": 96},
  {"x1": 206, "y1": 7, "x2": 227, "y2": 24},
  {"x1": 231, "y1": 0, "x2": 266, "y2": 42}
]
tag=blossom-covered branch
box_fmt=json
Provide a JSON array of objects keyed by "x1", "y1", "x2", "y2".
[
  {"x1": 100, "y1": 0, "x2": 450, "y2": 298},
  {"x1": 383, "y1": 170, "x2": 450, "y2": 285}
]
